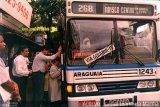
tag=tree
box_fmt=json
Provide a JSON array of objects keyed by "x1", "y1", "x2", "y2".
[{"x1": 30, "y1": 0, "x2": 65, "y2": 47}]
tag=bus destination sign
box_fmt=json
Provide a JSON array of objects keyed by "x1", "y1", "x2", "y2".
[
  {"x1": 103, "y1": 3, "x2": 154, "y2": 16},
  {"x1": 72, "y1": 2, "x2": 96, "y2": 14},
  {"x1": 72, "y1": 2, "x2": 154, "y2": 16}
]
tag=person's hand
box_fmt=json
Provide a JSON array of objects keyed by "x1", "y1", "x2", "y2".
[
  {"x1": 28, "y1": 69, "x2": 32, "y2": 75},
  {"x1": 58, "y1": 46, "x2": 62, "y2": 52},
  {"x1": 12, "y1": 82, "x2": 21, "y2": 102},
  {"x1": 55, "y1": 46, "x2": 62, "y2": 58},
  {"x1": 12, "y1": 92, "x2": 21, "y2": 102}
]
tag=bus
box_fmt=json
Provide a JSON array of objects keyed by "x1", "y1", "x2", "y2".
[{"x1": 62, "y1": 0, "x2": 160, "y2": 106}]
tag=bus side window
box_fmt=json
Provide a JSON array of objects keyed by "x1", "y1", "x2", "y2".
[
  {"x1": 120, "y1": 35, "x2": 135, "y2": 46},
  {"x1": 134, "y1": 24, "x2": 152, "y2": 51}
]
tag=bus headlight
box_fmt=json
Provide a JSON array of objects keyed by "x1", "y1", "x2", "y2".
[
  {"x1": 76, "y1": 84, "x2": 98, "y2": 93},
  {"x1": 137, "y1": 80, "x2": 156, "y2": 89},
  {"x1": 77, "y1": 85, "x2": 85, "y2": 92},
  {"x1": 148, "y1": 81, "x2": 155, "y2": 87},
  {"x1": 86, "y1": 84, "x2": 98, "y2": 92},
  {"x1": 86, "y1": 84, "x2": 94, "y2": 91},
  {"x1": 138, "y1": 81, "x2": 147, "y2": 88}
]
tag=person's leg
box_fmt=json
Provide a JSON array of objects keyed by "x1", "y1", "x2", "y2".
[
  {"x1": 50, "y1": 101, "x2": 61, "y2": 107},
  {"x1": 56, "y1": 101, "x2": 61, "y2": 107},
  {"x1": 13, "y1": 76, "x2": 27, "y2": 107},
  {"x1": 43, "y1": 91, "x2": 49, "y2": 106},
  {"x1": 50, "y1": 102, "x2": 55, "y2": 107},
  {"x1": 20, "y1": 76, "x2": 28, "y2": 107},
  {"x1": 31, "y1": 72, "x2": 44, "y2": 107},
  {"x1": 32, "y1": 73, "x2": 38, "y2": 107}
]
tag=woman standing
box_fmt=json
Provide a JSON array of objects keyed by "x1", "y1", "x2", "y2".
[{"x1": 48, "y1": 59, "x2": 61, "y2": 107}]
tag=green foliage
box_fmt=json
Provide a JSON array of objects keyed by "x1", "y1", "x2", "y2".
[
  {"x1": 50, "y1": 32, "x2": 61, "y2": 41},
  {"x1": 29, "y1": 0, "x2": 65, "y2": 46},
  {"x1": 30, "y1": 0, "x2": 65, "y2": 27}
]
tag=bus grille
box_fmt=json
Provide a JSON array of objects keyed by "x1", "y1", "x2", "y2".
[{"x1": 96, "y1": 81, "x2": 138, "y2": 94}]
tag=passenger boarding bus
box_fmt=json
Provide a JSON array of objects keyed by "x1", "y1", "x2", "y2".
[{"x1": 62, "y1": 0, "x2": 160, "y2": 106}]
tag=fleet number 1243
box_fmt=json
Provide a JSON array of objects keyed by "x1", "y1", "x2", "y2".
[{"x1": 139, "y1": 68, "x2": 156, "y2": 75}]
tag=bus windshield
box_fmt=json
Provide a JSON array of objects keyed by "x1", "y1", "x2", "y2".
[{"x1": 67, "y1": 19, "x2": 156, "y2": 65}]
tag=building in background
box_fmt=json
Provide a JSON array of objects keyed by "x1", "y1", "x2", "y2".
[{"x1": 0, "y1": 0, "x2": 41, "y2": 74}]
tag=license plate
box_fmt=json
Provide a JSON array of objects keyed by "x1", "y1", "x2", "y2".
[
  {"x1": 78, "y1": 100, "x2": 97, "y2": 106},
  {"x1": 105, "y1": 98, "x2": 134, "y2": 106}
]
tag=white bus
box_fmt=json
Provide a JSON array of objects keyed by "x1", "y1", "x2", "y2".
[{"x1": 62, "y1": 0, "x2": 160, "y2": 106}]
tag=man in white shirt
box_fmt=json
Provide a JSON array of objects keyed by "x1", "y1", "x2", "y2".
[
  {"x1": 12, "y1": 47, "x2": 32, "y2": 107},
  {"x1": 0, "y1": 34, "x2": 21, "y2": 107},
  {"x1": 32, "y1": 46, "x2": 61, "y2": 107}
]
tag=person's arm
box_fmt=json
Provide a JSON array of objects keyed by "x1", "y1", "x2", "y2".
[
  {"x1": 49, "y1": 66, "x2": 61, "y2": 79},
  {"x1": 53, "y1": 46, "x2": 62, "y2": 59},
  {"x1": 0, "y1": 72, "x2": 9, "y2": 85},
  {"x1": 40, "y1": 46, "x2": 62, "y2": 61},
  {"x1": 1, "y1": 80, "x2": 21, "y2": 102},
  {"x1": 0, "y1": 66, "x2": 21, "y2": 102}
]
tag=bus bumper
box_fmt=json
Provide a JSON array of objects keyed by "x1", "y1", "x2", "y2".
[{"x1": 68, "y1": 91, "x2": 160, "y2": 107}]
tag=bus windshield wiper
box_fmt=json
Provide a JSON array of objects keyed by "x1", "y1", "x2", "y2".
[
  {"x1": 88, "y1": 46, "x2": 145, "y2": 67},
  {"x1": 123, "y1": 47, "x2": 145, "y2": 66}
]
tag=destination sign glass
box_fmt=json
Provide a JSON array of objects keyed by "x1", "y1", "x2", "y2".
[{"x1": 72, "y1": 2, "x2": 154, "y2": 16}]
